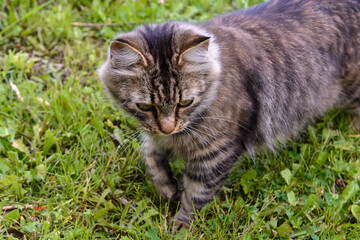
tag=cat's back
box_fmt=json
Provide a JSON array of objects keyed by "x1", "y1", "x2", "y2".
[
  {"x1": 203, "y1": 0, "x2": 360, "y2": 81},
  {"x1": 206, "y1": 0, "x2": 360, "y2": 29},
  {"x1": 198, "y1": 0, "x2": 360, "y2": 148}
]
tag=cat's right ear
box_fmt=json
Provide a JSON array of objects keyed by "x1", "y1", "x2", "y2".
[
  {"x1": 178, "y1": 35, "x2": 210, "y2": 66},
  {"x1": 109, "y1": 40, "x2": 148, "y2": 68}
]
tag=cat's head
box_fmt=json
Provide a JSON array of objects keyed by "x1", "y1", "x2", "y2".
[{"x1": 98, "y1": 21, "x2": 221, "y2": 135}]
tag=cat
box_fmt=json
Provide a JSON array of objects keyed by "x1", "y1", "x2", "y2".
[{"x1": 98, "y1": 0, "x2": 360, "y2": 229}]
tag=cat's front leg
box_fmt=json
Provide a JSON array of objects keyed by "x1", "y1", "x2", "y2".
[
  {"x1": 173, "y1": 148, "x2": 240, "y2": 228},
  {"x1": 143, "y1": 137, "x2": 178, "y2": 200},
  {"x1": 352, "y1": 107, "x2": 360, "y2": 131}
]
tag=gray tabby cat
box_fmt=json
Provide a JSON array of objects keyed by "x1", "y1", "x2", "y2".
[{"x1": 98, "y1": 0, "x2": 360, "y2": 228}]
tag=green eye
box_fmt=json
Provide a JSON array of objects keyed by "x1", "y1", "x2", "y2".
[
  {"x1": 178, "y1": 99, "x2": 193, "y2": 108},
  {"x1": 136, "y1": 103, "x2": 153, "y2": 111}
]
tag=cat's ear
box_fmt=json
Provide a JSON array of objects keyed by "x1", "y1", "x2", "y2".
[
  {"x1": 109, "y1": 40, "x2": 148, "y2": 67},
  {"x1": 178, "y1": 35, "x2": 210, "y2": 66}
]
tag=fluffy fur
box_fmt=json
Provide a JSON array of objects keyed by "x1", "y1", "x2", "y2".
[{"x1": 99, "y1": 0, "x2": 360, "y2": 228}]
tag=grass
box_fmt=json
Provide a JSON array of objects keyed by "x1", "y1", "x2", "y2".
[{"x1": 0, "y1": 0, "x2": 360, "y2": 239}]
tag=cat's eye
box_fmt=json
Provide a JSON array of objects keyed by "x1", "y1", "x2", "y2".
[
  {"x1": 136, "y1": 103, "x2": 153, "y2": 111},
  {"x1": 178, "y1": 99, "x2": 193, "y2": 108}
]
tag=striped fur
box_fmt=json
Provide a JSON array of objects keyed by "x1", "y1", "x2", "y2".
[{"x1": 99, "y1": 0, "x2": 360, "y2": 227}]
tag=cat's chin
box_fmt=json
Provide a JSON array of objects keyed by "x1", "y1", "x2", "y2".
[{"x1": 142, "y1": 128, "x2": 187, "y2": 137}]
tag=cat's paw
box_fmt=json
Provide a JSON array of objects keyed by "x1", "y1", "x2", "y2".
[
  {"x1": 172, "y1": 220, "x2": 190, "y2": 230},
  {"x1": 170, "y1": 217, "x2": 190, "y2": 231},
  {"x1": 169, "y1": 208, "x2": 192, "y2": 231},
  {"x1": 159, "y1": 184, "x2": 179, "y2": 201},
  {"x1": 352, "y1": 116, "x2": 360, "y2": 132}
]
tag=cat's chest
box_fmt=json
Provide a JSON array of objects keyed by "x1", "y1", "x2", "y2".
[{"x1": 152, "y1": 131, "x2": 205, "y2": 157}]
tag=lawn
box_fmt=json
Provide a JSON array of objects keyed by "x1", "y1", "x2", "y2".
[{"x1": 0, "y1": 0, "x2": 360, "y2": 239}]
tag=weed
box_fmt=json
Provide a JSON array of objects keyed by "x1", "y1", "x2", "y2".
[{"x1": 0, "y1": 0, "x2": 359, "y2": 239}]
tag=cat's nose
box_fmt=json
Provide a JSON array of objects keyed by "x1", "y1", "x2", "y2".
[{"x1": 159, "y1": 117, "x2": 176, "y2": 134}]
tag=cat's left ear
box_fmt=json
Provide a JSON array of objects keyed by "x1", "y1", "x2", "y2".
[
  {"x1": 178, "y1": 35, "x2": 210, "y2": 66},
  {"x1": 109, "y1": 39, "x2": 148, "y2": 68}
]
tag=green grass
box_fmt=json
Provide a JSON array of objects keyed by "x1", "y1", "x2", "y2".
[{"x1": 1, "y1": 0, "x2": 360, "y2": 239}]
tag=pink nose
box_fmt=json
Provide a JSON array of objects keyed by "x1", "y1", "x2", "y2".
[{"x1": 159, "y1": 118, "x2": 176, "y2": 134}]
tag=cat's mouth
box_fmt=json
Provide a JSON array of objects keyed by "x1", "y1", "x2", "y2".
[{"x1": 142, "y1": 120, "x2": 189, "y2": 136}]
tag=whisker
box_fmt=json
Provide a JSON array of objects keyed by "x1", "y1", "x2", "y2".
[{"x1": 117, "y1": 131, "x2": 142, "y2": 157}]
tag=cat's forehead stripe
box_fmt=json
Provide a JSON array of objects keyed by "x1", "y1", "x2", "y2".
[{"x1": 139, "y1": 23, "x2": 179, "y2": 102}]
